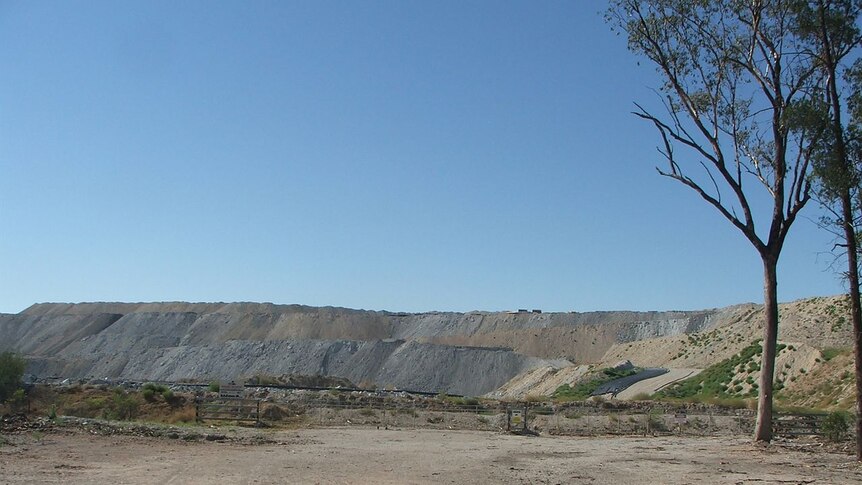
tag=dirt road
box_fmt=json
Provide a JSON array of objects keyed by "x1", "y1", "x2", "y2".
[{"x1": 2, "y1": 426, "x2": 860, "y2": 484}]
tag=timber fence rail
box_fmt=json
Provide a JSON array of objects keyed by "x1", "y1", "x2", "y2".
[{"x1": 196, "y1": 398, "x2": 261, "y2": 425}]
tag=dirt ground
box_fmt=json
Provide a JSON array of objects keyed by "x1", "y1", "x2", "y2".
[{"x1": 2, "y1": 426, "x2": 861, "y2": 484}]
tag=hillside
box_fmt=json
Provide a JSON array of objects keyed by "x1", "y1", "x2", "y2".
[
  {"x1": 1, "y1": 296, "x2": 855, "y2": 406},
  {"x1": 1, "y1": 301, "x2": 718, "y2": 395},
  {"x1": 496, "y1": 296, "x2": 857, "y2": 410}
]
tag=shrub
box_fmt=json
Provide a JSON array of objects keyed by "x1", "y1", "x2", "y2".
[
  {"x1": 110, "y1": 388, "x2": 140, "y2": 421},
  {"x1": 208, "y1": 382, "x2": 220, "y2": 393},
  {"x1": 821, "y1": 411, "x2": 850, "y2": 442},
  {"x1": 162, "y1": 389, "x2": 181, "y2": 407},
  {"x1": 9, "y1": 388, "x2": 26, "y2": 413},
  {"x1": 141, "y1": 388, "x2": 157, "y2": 402},
  {"x1": 648, "y1": 410, "x2": 667, "y2": 432},
  {"x1": 0, "y1": 351, "x2": 26, "y2": 402},
  {"x1": 142, "y1": 383, "x2": 168, "y2": 393}
]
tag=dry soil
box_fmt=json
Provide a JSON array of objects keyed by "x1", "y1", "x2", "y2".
[{"x1": 2, "y1": 426, "x2": 861, "y2": 484}]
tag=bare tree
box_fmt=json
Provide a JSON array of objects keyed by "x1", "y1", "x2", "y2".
[
  {"x1": 794, "y1": 0, "x2": 862, "y2": 460},
  {"x1": 608, "y1": 0, "x2": 821, "y2": 441}
]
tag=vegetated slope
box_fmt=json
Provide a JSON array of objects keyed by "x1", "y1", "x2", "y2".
[
  {"x1": 600, "y1": 296, "x2": 853, "y2": 368},
  {"x1": 605, "y1": 296, "x2": 857, "y2": 409},
  {"x1": 491, "y1": 295, "x2": 856, "y2": 408}
]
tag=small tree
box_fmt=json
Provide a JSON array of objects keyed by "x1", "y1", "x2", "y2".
[
  {"x1": 0, "y1": 351, "x2": 26, "y2": 402},
  {"x1": 608, "y1": 0, "x2": 823, "y2": 441}
]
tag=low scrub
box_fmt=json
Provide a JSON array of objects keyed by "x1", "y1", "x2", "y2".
[{"x1": 655, "y1": 341, "x2": 762, "y2": 400}]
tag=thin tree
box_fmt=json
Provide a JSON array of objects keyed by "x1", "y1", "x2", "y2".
[
  {"x1": 794, "y1": 0, "x2": 862, "y2": 460},
  {"x1": 608, "y1": 0, "x2": 821, "y2": 441}
]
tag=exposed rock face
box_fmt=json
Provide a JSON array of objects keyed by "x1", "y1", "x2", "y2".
[{"x1": 0, "y1": 301, "x2": 720, "y2": 395}]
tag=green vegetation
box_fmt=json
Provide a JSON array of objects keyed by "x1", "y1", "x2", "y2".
[
  {"x1": 8, "y1": 388, "x2": 26, "y2": 413},
  {"x1": 820, "y1": 347, "x2": 848, "y2": 362},
  {"x1": 552, "y1": 367, "x2": 639, "y2": 401},
  {"x1": 140, "y1": 382, "x2": 179, "y2": 406},
  {"x1": 821, "y1": 411, "x2": 850, "y2": 441},
  {"x1": 208, "y1": 381, "x2": 220, "y2": 393},
  {"x1": 109, "y1": 388, "x2": 140, "y2": 421},
  {"x1": 0, "y1": 351, "x2": 26, "y2": 402},
  {"x1": 656, "y1": 341, "x2": 763, "y2": 400}
]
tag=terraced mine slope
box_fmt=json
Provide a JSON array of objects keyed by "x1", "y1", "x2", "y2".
[
  {"x1": 0, "y1": 302, "x2": 719, "y2": 395},
  {"x1": 1, "y1": 296, "x2": 854, "y2": 405}
]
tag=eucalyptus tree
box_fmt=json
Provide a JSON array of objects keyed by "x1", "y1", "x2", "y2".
[
  {"x1": 608, "y1": 0, "x2": 822, "y2": 441},
  {"x1": 792, "y1": 0, "x2": 862, "y2": 460}
]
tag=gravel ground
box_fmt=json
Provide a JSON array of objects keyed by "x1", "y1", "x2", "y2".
[{"x1": 2, "y1": 425, "x2": 861, "y2": 484}]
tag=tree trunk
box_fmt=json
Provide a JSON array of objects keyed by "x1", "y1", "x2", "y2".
[
  {"x1": 841, "y1": 192, "x2": 862, "y2": 461},
  {"x1": 754, "y1": 255, "x2": 779, "y2": 442}
]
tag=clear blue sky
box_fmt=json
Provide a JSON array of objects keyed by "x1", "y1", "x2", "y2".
[{"x1": 0, "y1": 1, "x2": 848, "y2": 314}]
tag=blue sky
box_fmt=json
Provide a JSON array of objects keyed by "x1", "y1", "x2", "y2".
[{"x1": 0, "y1": 0, "x2": 848, "y2": 314}]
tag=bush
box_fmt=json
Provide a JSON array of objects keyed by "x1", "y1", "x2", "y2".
[
  {"x1": 110, "y1": 388, "x2": 140, "y2": 421},
  {"x1": 141, "y1": 388, "x2": 157, "y2": 402},
  {"x1": 0, "y1": 351, "x2": 26, "y2": 402},
  {"x1": 648, "y1": 411, "x2": 667, "y2": 432},
  {"x1": 821, "y1": 411, "x2": 850, "y2": 442},
  {"x1": 208, "y1": 381, "x2": 220, "y2": 393},
  {"x1": 162, "y1": 389, "x2": 181, "y2": 407},
  {"x1": 9, "y1": 388, "x2": 26, "y2": 413},
  {"x1": 142, "y1": 382, "x2": 168, "y2": 393}
]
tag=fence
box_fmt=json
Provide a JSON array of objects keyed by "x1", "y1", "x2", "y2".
[{"x1": 196, "y1": 398, "x2": 261, "y2": 425}]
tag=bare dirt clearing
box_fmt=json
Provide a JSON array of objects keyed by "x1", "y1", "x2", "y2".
[{"x1": 2, "y1": 426, "x2": 860, "y2": 484}]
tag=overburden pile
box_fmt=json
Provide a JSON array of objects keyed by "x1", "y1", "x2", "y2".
[{"x1": 0, "y1": 302, "x2": 716, "y2": 395}]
